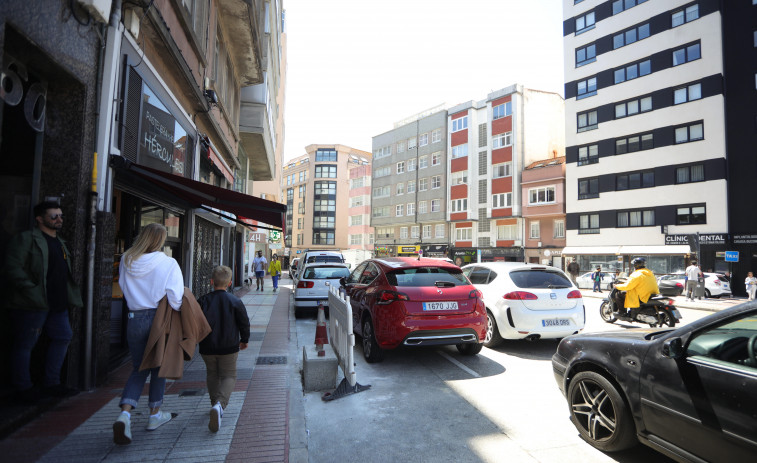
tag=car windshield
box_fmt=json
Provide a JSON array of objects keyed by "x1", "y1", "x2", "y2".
[
  {"x1": 306, "y1": 256, "x2": 343, "y2": 264},
  {"x1": 386, "y1": 267, "x2": 467, "y2": 287},
  {"x1": 302, "y1": 266, "x2": 351, "y2": 279},
  {"x1": 509, "y1": 269, "x2": 572, "y2": 289}
]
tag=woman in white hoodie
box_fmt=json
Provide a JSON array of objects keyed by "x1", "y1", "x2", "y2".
[{"x1": 113, "y1": 223, "x2": 184, "y2": 445}]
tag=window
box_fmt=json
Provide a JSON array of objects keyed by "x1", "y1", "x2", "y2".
[
  {"x1": 411, "y1": 226, "x2": 420, "y2": 239},
  {"x1": 431, "y1": 175, "x2": 441, "y2": 189},
  {"x1": 419, "y1": 155, "x2": 428, "y2": 169},
  {"x1": 554, "y1": 220, "x2": 565, "y2": 239},
  {"x1": 296, "y1": 233, "x2": 303, "y2": 245},
  {"x1": 313, "y1": 231, "x2": 335, "y2": 245},
  {"x1": 615, "y1": 96, "x2": 652, "y2": 118},
  {"x1": 299, "y1": 171, "x2": 307, "y2": 182},
  {"x1": 613, "y1": 23, "x2": 650, "y2": 49},
  {"x1": 374, "y1": 166, "x2": 391, "y2": 178},
  {"x1": 350, "y1": 195, "x2": 367, "y2": 207},
  {"x1": 375, "y1": 227, "x2": 394, "y2": 238},
  {"x1": 435, "y1": 224, "x2": 445, "y2": 237},
  {"x1": 451, "y1": 199, "x2": 467, "y2": 212},
  {"x1": 613, "y1": 0, "x2": 647, "y2": 15},
  {"x1": 673, "y1": 43, "x2": 701, "y2": 66},
  {"x1": 418, "y1": 201, "x2": 427, "y2": 214},
  {"x1": 373, "y1": 186, "x2": 390, "y2": 198},
  {"x1": 287, "y1": 188, "x2": 294, "y2": 201},
  {"x1": 432, "y1": 129, "x2": 442, "y2": 143},
  {"x1": 431, "y1": 152, "x2": 442, "y2": 166},
  {"x1": 615, "y1": 132, "x2": 653, "y2": 154},
  {"x1": 452, "y1": 144, "x2": 468, "y2": 158},
  {"x1": 315, "y1": 165, "x2": 337, "y2": 178},
  {"x1": 452, "y1": 116, "x2": 468, "y2": 132},
  {"x1": 577, "y1": 77, "x2": 597, "y2": 99},
  {"x1": 315, "y1": 149, "x2": 337, "y2": 162},
  {"x1": 529, "y1": 187, "x2": 555, "y2": 205},
  {"x1": 396, "y1": 141, "x2": 405, "y2": 153},
  {"x1": 374, "y1": 146, "x2": 391, "y2": 159},
  {"x1": 617, "y1": 171, "x2": 654, "y2": 190},
  {"x1": 530, "y1": 221, "x2": 540, "y2": 239},
  {"x1": 407, "y1": 180, "x2": 416, "y2": 193},
  {"x1": 676, "y1": 164, "x2": 705, "y2": 184},
  {"x1": 431, "y1": 199, "x2": 440, "y2": 212},
  {"x1": 578, "y1": 144, "x2": 599, "y2": 166},
  {"x1": 493, "y1": 101, "x2": 512, "y2": 119},
  {"x1": 314, "y1": 199, "x2": 336, "y2": 211},
  {"x1": 419, "y1": 133, "x2": 429, "y2": 146},
  {"x1": 400, "y1": 227, "x2": 408, "y2": 239},
  {"x1": 451, "y1": 170, "x2": 468, "y2": 185},
  {"x1": 407, "y1": 158, "x2": 416, "y2": 172},
  {"x1": 675, "y1": 122, "x2": 704, "y2": 144},
  {"x1": 614, "y1": 59, "x2": 651, "y2": 83},
  {"x1": 298, "y1": 202, "x2": 305, "y2": 214},
  {"x1": 456, "y1": 227, "x2": 472, "y2": 241},
  {"x1": 493, "y1": 193, "x2": 512, "y2": 208},
  {"x1": 314, "y1": 181, "x2": 336, "y2": 195},
  {"x1": 407, "y1": 137, "x2": 416, "y2": 150},
  {"x1": 575, "y1": 11, "x2": 595, "y2": 34},
  {"x1": 576, "y1": 43, "x2": 596, "y2": 66},
  {"x1": 492, "y1": 162, "x2": 512, "y2": 178},
  {"x1": 349, "y1": 234, "x2": 363, "y2": 245},
  {"x1": 423, "y1": 225, "x2": 432, "y2": 239},
  {"x1": 578, "y1": 178, "x2": 599, "y2": 199},
  {"x1": 672, "y1": 4, "x2": 699, "y2": 27},
  {"x1": 497, "y1": 224, "x2": 517, "y2": 240},
  {"x1": 419, "y1": 178, "x2": 428, "y2": 191},
  {"x1": 396, "y1": 182, "x2": 405, "y2": 195},
  {"x1": 674, "y1": 83, "x2": 702, "y2": 105},
  {"x1": 677, "y1": 205, "x2": 706, "y2": 224},
  {"x1": 493, "y1": 132, "x2": 513, "y2": 149},
  {"x1": 579, "y1": 213, "x2": 600, "y2": 234},
  {"x1": 396, "y1": 161, "x2": 405, "y2": 174},
  {"x1": 350, "y1": 177, "x2": 364, "y2": 189},
  {"x1": 617, "y1": 209, "x2": 655, "y2": 227},
  {"x1": 396, "y1": 204, "x2": 404, "y2": 217},
  {"x1": 297, "y1": 217, "x2": 303, "y2": 229},
  {"x1": 313, "y1": 216, "x2": 335, "y2": 228},
  {"x1": 407, "y1": 203, "x2": 415, "y2": 216},
  {"x1": 577, "y1": 110, "x2": 598, "y2": 132}
]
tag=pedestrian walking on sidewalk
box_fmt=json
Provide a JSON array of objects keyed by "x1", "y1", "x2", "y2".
[
  {"x1": 113, "y1": 223, "x2": 184, "y2": 445},
  {"x1": 591, "y1": 266, "x2": 604, "y2": 292},
  {"x1": 5, "y1": 201, "x2": 83, "y2": 403},
  {"x1": 268, "y1": 254, "x2": 281, "y2": 292},
  {"x1": 198, "y1": 265, "x2": 250, "y2": 432},
  {"x1": 251, "y1": 250, "x2": 268, "y2": 291},
  {"x1": 746, "y1": 271, "x2": 757, "y2": 301}
]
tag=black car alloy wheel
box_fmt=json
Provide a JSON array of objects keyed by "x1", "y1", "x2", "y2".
[{"x1": 567, "y1": 371, "x2": 636, "y2": 452}]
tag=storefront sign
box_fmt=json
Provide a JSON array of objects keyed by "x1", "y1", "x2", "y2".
[
  {"x1": 421, "y1": 244, "x2": 448, "y2": 257},
  {"x1": 398, "y1": 245, "x2": 420, "y2": 254},
  {"x1": 733, "y1": 234, "x2": 757, "y2": 244},
  {"x1": 666, "y1": 234, "x2": 728, "y2": 245},
  {"x1": 665, "y1": 234, "x2": 691, "y2": 245},
  {"x1": 248, "y1": 232, "x2": 266, "y2": 242},
  {"x1": 140, "y1": 102, "x2": 180, "y2": 173}
]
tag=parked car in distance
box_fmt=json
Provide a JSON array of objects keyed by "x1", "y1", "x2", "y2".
[
  {"x1": 462, "y1": 262, "x2": 585, "y2": 347},
  {"x1": 656, "y1": 276, "x2": 684, "y2": 297},
  {"x1": 552, "y1": 303, "x2": 757, "y2": 461},
  {"x1": 293, "y1": 263, "x2": 351, "y2": 318},
  {"x1": 657, "y1": 272, "x2": 732, "y2": 298},
  {"x1": 575, "y1": 271, "x2": 615, "y2": 291},
  {"x1": 289, "y1": 258, "x2": 300, "y2": 279},
  {"x1": 340, "y1": 257, "x2": 487, "y2": 363},
  {"x1": 295, "y1": 250, "x2": 346, "y2": 283}
]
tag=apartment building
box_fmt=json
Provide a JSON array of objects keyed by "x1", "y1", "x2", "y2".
[
  {"x1": 371, "y1": 108, "x2": 450, "y2": 258},
  {"x1": 561, "y1": 0, "x2": 754, "y2": 284},
  {"x1": 522, "y1": 157, "x2": 567, "y2": 266},
  {"x1": 447, "y1": 85, "x2": 565, "y2": 266},
  {"x1": 346, "y1": 157, "x2": 374, "y2": 265},
  {"x1": 283, "y1": 144, "x2": 371, "y2": 257}
]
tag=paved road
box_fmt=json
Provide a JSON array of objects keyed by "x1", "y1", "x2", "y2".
[{"x1": 295, "y1": 296, "x2": 720, "y2": 463}]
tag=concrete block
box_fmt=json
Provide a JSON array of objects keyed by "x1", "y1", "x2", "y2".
[{"x1": 302, "y1": 345, "x2": 338, "y2": 392}]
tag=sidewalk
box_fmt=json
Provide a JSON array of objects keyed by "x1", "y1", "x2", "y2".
[
  {"x1": 579, "y1": 288, "x2": 748, "y2": 312},
  {"x1": 0, "y1": 281, "x2": 306, "y2": 463}
]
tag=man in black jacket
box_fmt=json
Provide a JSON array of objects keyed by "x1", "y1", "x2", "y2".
[{"x1": 198, "y1": 265, "x2": 250, "y2": 432}]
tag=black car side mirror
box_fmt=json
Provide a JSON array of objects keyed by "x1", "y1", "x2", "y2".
[
  {"x1": 662, "y1": 337, "x2": 684, "y2": 359},
  {"x1": 340, "y1": 277, "x2": 347, "y2": 287}
]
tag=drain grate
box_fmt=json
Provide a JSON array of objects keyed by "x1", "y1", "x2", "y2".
[{"x1": 256, "y1": 356, "x2": 287, "y2": 365}]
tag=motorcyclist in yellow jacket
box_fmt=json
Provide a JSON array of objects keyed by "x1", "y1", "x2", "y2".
[{"x1": 614, "y1": 257, "x2": 659, "y2": 321}]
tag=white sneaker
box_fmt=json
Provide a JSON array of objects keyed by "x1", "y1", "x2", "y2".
[
  {"x1": 113, "y1": 412, "x2": 132, "y2": 445},
  {"x1": 146, "y1": 410, "x2": 172, "y2": 431},
  {"x1": 209, "y1": 403, "x2": 223, "y2": 432}
]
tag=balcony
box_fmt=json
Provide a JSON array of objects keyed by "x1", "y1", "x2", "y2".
[{"x1": 240, "y1": 81, "x2": 276, "y2": 181}]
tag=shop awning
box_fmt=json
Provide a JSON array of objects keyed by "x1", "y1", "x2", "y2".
[
  {"x1": 619, "y1": 245, "x2": 691, "y2": 255},
  {"x1": 562, "y1": 246, "x2": 622, "y2": 255},
  {"x1": 110, "y1": 155, "x2": 287, "y2": 232}
]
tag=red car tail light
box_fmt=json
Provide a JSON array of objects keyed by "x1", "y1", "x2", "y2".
[
  {"x1": 503, "y1": 291, "x2": 538, "y2": 300},
  {"x1": 567, "y1": 290, "x2": 582, "y2": 299},
  {"x1": 297, "y1": 281, "x2": 314, "y2": 288},
  {"x1": 469, "y1": 289, "x2": 482, "y2": 299},
  {"x1": 377, "y1": 290, "x2": 409, "y2": 305}
]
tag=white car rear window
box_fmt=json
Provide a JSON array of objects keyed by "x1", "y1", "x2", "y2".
[
  {"x1": 510, "y1": 270, "x2": 572, "y2": 289},
  {"x1": 302, "y1": 266, "x2": 351, "y2": 280}
]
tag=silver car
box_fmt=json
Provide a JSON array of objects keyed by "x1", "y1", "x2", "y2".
[{"x1": 293, "y1": 263, "x2": 351, "y2": 317}]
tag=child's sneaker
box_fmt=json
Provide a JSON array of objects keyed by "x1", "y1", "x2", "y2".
[
  {"x1": 113, "y1": 412, "x2": 132, "y2": 445},
  {"x1": 209, "y1": 403, "x2": 223, "y2": 432},
  {"x1": 146, "y1": 410, "x2": 172, "y2": 430}
]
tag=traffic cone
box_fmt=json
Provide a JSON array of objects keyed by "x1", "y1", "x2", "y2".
[{"x1": 314, "y1": 303, "x2": 328, "y2": 357}]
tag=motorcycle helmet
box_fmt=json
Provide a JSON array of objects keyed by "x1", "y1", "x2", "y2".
[{"x1": 631, "y1": 257, "x2": 646, "y2": 269}]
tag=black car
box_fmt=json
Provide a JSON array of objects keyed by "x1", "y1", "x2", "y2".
[
  {"x1": 552, "y1": 302, "x2": 757, "y2": 462},
  {"x1": 657, "y1": 278, "x2": 684, "y2": 296}
]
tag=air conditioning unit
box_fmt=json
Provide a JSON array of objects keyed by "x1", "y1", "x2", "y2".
[
  {"x1": 77, "y1": 0, "x2": 110, "y2": 23},
  {"x1": 538, "y1": 241, "x2": 542, "y2": 248}
]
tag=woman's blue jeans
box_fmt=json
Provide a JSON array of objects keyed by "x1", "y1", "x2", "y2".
[{"x1": 119, "y1": 309, "x2": 166, "y2": 410}]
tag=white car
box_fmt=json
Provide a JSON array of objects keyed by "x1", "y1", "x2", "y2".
[
  {"x1": 293, "y1": 262, "x2": 351, "y2": 317},
  {"x1": 294, "y1": 250, "x2": 346, "y2": 283},
  {"x1": 575, "y1": 271, "x2": 615, "y2": 291},
  {"x1": 462, "y1": 262, "x2": 585, "y2": 347},
  {"x1": 658, "y1": 272, "x2": 732, "y2": 298}
]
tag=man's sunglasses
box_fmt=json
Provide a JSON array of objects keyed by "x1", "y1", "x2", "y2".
[{"x1": 48, "y1": 213, "x2": 64, "y2": 220}]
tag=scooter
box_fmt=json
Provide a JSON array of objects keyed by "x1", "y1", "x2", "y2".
[{"x1": 600, "y1": 285, "x2": 682, "y2": 328}]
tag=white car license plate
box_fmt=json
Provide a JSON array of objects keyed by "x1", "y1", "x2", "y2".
[
  {"x1": 542, "y1": 318, "x2": 570, "y2": 327},
  {"x1": 423, "y1": 301, "x2": 458, "y2": 311}
]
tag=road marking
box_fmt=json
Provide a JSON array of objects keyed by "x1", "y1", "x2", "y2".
[{"x1": 437, "y1": 350, "x2": 480, "y2": 377}]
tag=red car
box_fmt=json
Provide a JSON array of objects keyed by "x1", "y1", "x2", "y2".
[{"x1": 341, "y1": 257, "x2": 487, "y2": 363}]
